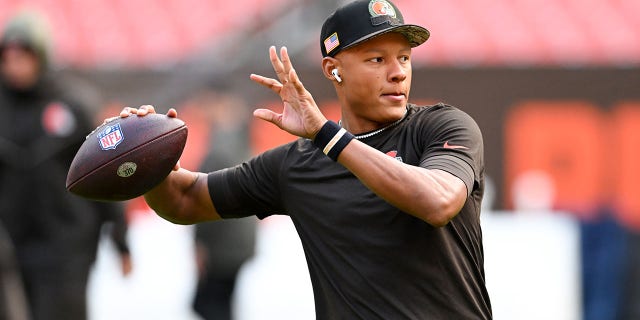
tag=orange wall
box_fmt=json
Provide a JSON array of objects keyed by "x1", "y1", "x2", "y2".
[{"x1": 505, "y1": 100, "x2": 640, "y2": 228}]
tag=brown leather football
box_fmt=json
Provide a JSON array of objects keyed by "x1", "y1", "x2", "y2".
[{"x1": 66, "y1": 114, "x2": 188, "y2": 201}]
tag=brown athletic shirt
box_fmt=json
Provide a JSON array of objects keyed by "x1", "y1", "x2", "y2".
[{"x1": 208, "y1": 103, "x2": 492, "y2": 319}]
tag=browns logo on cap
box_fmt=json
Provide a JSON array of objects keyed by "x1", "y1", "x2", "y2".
[{"x1": 369, "y1": 0, "x2": 396, "y2": 18}]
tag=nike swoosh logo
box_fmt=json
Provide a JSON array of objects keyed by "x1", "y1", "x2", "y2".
[{"x1": 443, "y1": 141, "x2": 469, "y2": 150}]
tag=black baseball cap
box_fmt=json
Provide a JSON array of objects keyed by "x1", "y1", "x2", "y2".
[{"x1": 320, "y1": 0, "x2": 430, "y2": 57}]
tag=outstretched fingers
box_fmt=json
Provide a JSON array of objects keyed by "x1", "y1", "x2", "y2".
[
  {"x1": 268, "y1": 46, "x2": 295, "y2": 84},
  {"x1": 288, "y1": 68, "x2": 307, "y2": 96},
  {"x1": 249, "y1": 74, "x2": 284, "y2": 94},
  {"x1": 250, "y1": 46, "x2": 300, "y2": 94},
  {"x1": 252, "y1": 108, "x2": 282, "y2": 128},
  {"x1": 279, "y1": 47, "x2": 293, "y2": 79}
]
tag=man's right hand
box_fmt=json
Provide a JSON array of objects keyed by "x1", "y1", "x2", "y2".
[
  {"x1": 118, "y1": 105, "x2": 178, "y2": 118},
  {"x1": 114, "y1": 104, "x2": 181, "y2": 171}
]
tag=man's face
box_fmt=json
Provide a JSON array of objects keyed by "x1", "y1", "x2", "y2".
[
  {"x1": 0, "y1": 45, "x2": 41, "y2": 90},
  {"x1": 335, "y1": 32, "x2": 412, "y2": 122}
]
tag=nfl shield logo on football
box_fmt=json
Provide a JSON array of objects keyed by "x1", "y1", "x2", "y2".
[{"x1": 97, "y1": 123, "x2": 124, "y2": 150}]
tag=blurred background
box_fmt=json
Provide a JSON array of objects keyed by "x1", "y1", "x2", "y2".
[{"x1": 1, "y1": 0, "x2": 639, "y2": 319}]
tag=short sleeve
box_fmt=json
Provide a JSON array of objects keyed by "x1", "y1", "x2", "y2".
[
  {"x1": 417, "y1": 105, "x2": 484, "y2": 196},
  {"x1": 208, "y1": 143, "x2": 291, "y2": 219}
]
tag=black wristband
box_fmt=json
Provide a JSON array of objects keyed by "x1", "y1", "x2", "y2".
[{"x1": 312, "y1": 121, "x2": 355, "y2": 161}]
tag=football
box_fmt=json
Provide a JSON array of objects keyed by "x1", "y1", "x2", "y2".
[{"x1": 66, "y1": 114, "x2": 188, "y2": 201}]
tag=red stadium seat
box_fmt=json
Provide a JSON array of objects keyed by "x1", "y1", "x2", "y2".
[{"x1": 0, "y1": 0, "x2": 638, "y2": 67}]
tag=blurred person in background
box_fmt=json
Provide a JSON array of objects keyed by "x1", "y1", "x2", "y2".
[
  {"x1": 189, "y1": 91, "x2": 257, "y2": 320},
  {"x1": 0, "y1": 11, "x2": 132, "y2": 320}
]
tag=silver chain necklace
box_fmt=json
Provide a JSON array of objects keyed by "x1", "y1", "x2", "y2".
[{"x1": 339, "y1": 110, "x2": 407, "y2": 140}]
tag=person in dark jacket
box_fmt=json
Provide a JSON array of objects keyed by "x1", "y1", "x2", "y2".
[{"x1": 0, "y1": 11, "x2": 132, "y2": 320}]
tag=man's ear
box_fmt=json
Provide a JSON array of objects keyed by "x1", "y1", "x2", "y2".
[{"x1": 322, "y1": 57, "x2": 340, "y2": 81}]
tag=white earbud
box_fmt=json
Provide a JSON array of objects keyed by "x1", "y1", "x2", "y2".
[{"x1": 331, "y1": 69, "x2": 342, "y2": 83}]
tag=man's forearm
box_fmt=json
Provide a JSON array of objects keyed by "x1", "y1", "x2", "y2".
[{"x1": 144, "y1": 169, "x2": 220, "y2": 224}]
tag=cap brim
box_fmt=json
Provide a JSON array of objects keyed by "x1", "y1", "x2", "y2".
[{"x1": 341, "y1": 24, "x2": 430, "y2": 53}]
